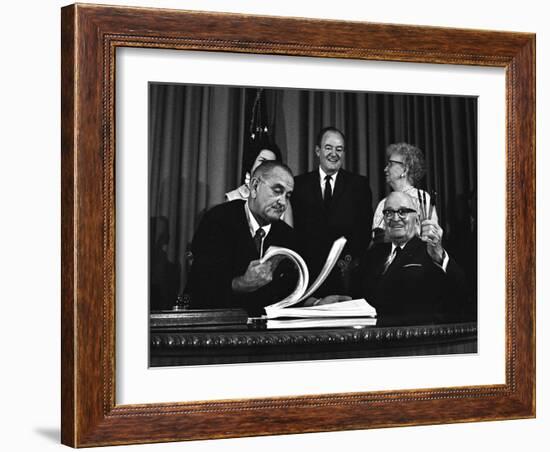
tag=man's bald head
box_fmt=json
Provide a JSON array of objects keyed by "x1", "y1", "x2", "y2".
[{"x1": 384, "y1": 192, "x2": 416, "y2": 210}]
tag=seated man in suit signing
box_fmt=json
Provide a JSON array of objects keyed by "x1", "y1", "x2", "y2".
[
  {"x1": 187, "y1": 161, "x2": 298, "y2": 317},
  {"x1": 353, "y1": 191, "x2": 467, "y2": 324}
]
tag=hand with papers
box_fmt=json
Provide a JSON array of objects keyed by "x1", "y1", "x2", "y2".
[
  {"x1": 260, "y1": 237, "x2": 377, "y2": 320},
  {"x1": 231, "y1": 259, "x2": 274, "y2": 293},
  {"x1": 303, "y1": 295, "x2": 352, "y2": 306}
]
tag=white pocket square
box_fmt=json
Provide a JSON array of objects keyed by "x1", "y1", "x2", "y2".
[{"x1": 402, "y1": 263, "x2": 422, "y2": 268}]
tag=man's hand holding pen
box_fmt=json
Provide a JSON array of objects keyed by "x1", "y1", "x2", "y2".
[
  {"x1": 418, "y1": 189, "x2": 443, "y2": 264},
  {"x1": 421, "y1": 218, "x2": 444, "y2": 264},
  {"x1": 428, "y1": 190, "x2": 436, "y2": 220},
  {"x1": 418, "y1": 189, "x2": 437, "y2": 221}
]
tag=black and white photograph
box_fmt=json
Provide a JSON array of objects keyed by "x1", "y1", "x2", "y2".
[{"x1": 148, "y1": 83, "x2": 478, "y2": 366}]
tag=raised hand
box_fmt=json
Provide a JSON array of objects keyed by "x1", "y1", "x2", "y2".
[{"x1": 420, "y1": 219, "x2": 444, "y2": 264}]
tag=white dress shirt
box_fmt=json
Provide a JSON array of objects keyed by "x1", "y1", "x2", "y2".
[{"x1": 318, "y1": 167, "x2": 338, "y2": 198}]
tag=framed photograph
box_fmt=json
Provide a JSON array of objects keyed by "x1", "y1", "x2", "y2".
[{"x1": 61, "y1": 3, "x2": 535, "y2": 447}]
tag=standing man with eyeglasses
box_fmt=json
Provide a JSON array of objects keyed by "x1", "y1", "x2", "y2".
[
  {"x1": 354, "y1": 191, "x2": 467, "y2": 324},
  {"x1": 292, "y1": 127, "x2": 373, "y2": 297},
  {"x1": 187, "y1": 161, "x2": 297, "y2": 316}
]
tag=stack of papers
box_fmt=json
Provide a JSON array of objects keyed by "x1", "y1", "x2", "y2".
[{"x1": 265, "y1": 298, "x2": 376, "y2": 319}]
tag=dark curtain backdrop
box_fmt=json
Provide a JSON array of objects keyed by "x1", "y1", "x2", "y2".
[{"x1": 149, "y1": 83, "x2": 477, "y2": 310}]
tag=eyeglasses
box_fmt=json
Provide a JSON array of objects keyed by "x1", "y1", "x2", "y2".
[
  {"x1": 386, "y1": 159, "x2": 405, "y2": 167},
  {"x1": 382, "y1": 208, "x2": 417, "y2": 219}
]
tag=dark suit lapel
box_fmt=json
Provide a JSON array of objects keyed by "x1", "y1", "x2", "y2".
[
  {"x1": 235, "y1": 202, "x2": 260, "y2": 259},
  {"x1": 385, "y1": 236, "x2": 423, "y2": 276},
  {"x1": 309, "y1": 171, "x2": 324, "y2": 207},
  {"x1": 331, "y1": 169, "x2": 348, "y2": 206},
  {"x1": 376, "y1": 243, "x2": 393, "y2": 276},
  {"x1": 264, "y1": 221, "x2": 288, "y2": 252},
  {"x1": 264, "y1": 224, "x2": 280, "y2": 251}
]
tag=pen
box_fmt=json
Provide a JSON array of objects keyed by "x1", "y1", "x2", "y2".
[
  {"x1": 428, "y1": 190, "x2": 437, "y2": 220},
  {"x1": 418, "y1": 189, "x2": 426, "y2": 220}
]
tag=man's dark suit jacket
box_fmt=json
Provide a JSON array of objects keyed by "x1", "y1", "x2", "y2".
[
  {"x1": 187, "y1": 200, "x2": 297, "y2": 316},
  {"x1": 353, "y1": 236, "x2": 468, "y2": 324},
  {"x1": 292, "y1": 169, "x2": 373, "y2": 296}
]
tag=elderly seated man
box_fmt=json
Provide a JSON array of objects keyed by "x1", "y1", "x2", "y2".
[{"x1": 353, "y1": 191, "x2": 468, "y2": 324}]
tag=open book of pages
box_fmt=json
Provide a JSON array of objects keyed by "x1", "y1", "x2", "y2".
[
  {"x1": 260, "y1": 237, "x2": 377, "y2": 320},
  {"x1": 267, "y1": 299, "x2": 376, "y2": 319}
]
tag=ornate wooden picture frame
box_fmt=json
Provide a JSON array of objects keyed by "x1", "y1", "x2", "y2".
[{"x1": 61, "y1": 3, "x2": 535, "y2": 447}]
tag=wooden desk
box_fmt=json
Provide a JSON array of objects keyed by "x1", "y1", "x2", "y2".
[{"x1": 150, "y1": 314, "x2": 477, "y2": 366}]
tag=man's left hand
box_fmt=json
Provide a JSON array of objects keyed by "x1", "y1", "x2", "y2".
[
  {"x1": 303, "y1": 295, "x2": 352, "y2": 306},
  {"x1": 420, "y1": 219, "x2": 444, "y2": 264}
]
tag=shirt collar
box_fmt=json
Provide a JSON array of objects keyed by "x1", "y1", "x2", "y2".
[
  {"x1": 319, "y1": 166, "x2": 339, "y2": 184},
  {"x1": 244, "y1": 201, "x2": 271, "y2": 238},
  {"x1": 390, "y1": 242, "x2": 407, "y2": 255}
]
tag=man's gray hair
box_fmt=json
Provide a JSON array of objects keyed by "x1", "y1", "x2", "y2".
[
  {"x1": 316, "y1": 126, "x2": 345, "y2": 147},
  {"x1": 251, "y1": 160, "x2": 293, "y2": 180},
  {"x1": 383, "y1": 191, "x2": 418, "y2": 211}
]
